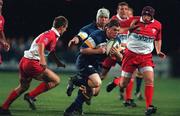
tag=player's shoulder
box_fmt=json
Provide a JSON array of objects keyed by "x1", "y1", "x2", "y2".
[
  {"x1": 111, "y1": 15, "x2": 118, "y2": 20},
  {"x1": 42, "y1": 30, "x2": 56, "y2": 39},
  {"x1": 90, "y1": 30, "x2": 103, "y2": 37},
  {"x1": 90, "y1": 30, "x2": 106, "y2": 43},
  {"x1": 81, "y1": 22, "x2": 96, "y2": 31},
  {"x1": 133, "y1": 16, "x2": 141, "y2": 20}
]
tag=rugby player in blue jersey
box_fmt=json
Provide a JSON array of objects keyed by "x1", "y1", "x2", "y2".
[
  {"x1": 64, "y1": 19, "x2": 122, "y2": 116},
  {"x1": 66, "y1": 8, "x2": 110, "y2": 109}
]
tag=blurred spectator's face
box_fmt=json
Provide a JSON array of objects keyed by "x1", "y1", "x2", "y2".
[{"x1": 117, "y1": 5, "x2": 129, "y2": 19}]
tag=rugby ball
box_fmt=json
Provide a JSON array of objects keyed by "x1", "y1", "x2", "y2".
[
  {"x1": 106, "y1": 39, "x2": 119, "y2": 55},
  {"x1": 106, "y1": 40, "x2": 125, "y2": 55}
]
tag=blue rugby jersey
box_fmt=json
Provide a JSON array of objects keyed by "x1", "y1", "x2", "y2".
[
  {"x1": 77, "y1": 22, "x2": 100, "y2": 45},
  {"x1": 76, "y1": 30, "x2": 120, "y2": 69}
]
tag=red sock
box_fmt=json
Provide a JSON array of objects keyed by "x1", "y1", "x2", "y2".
[
  {"x1": 29, "y1": 82, "x2": 49, "y2": 98},
  {"x1": 125, "y1": 78, "x2": 134, "y2": 101},
  {"x1": 113, "y1": 77, "x2": 121, "y2": 86},
  {"x1": 145, "y1": 85, "x2": 154, "y2": 108},
  {"x1": 2, "y1": 90, "x2": 19, "y2": 109}
]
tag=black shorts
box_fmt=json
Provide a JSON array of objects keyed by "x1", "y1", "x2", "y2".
[{"x1": 78, "y1": 65, "x2": 102, "y2": 79}]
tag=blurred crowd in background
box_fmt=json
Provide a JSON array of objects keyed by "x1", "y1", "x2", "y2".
[{"x1": 1, "y1": 36, "x2": 78, "y2": 63}]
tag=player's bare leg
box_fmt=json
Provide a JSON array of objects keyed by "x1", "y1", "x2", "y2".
[
  {"x1": 24, "y1": 68, "x2": 60, "y2": 110},
  {"x1": 0, "y1": 81, "x2": 31, "y2": 115},
  {"x1": 82, "y1": 74, "x2": 102, "y2": 104}
]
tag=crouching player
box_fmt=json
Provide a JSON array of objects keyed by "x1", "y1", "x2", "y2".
[
  {"x1": 0, "y1": 16, "x2": 68, "y2": 115},
  {"x1": 67, "y1": 8, "x2": 110, "y2": 98}
]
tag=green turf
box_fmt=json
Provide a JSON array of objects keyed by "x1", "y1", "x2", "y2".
[{"x1": 0, "y1": 72, "x2": 180, "y2": 116}]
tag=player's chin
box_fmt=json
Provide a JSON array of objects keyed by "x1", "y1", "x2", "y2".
[{"x1": 112, "y1": 34, "x2": 118, "y2": 38}]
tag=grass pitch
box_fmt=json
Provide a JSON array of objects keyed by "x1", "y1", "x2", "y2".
[{"x1": 0, "y1": 72, "x2": 180, "y2": 116}]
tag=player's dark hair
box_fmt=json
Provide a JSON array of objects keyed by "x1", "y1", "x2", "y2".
[
  {"x1": 117, "y1": 2, "x2": 129, "y2": 9},
  {"x1": 105, "y1": 19, "x2": 120, "y2": 28},
  {"x1": 53, "y1": 16, "x2": 68, "y2": 28},
  {"x1": 141, "y1": 6, "x2": 155, "y2": 18}
]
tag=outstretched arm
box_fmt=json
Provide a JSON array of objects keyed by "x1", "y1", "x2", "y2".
[
  {"x1": 68, "y1": 36, "x2": 80, "y2": 47},
  {"x1": 49, "y1": 51, "x2": 66, "y2": 68}
]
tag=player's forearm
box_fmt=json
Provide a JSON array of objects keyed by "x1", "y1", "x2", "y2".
[
  {"x1": 0, "y1": 31, "x2": 6, "y2": 43},
  {"x1": 80, "y1": 48, "x2": 104, "y2": 55},
  {"x1": 38, "y1": 43, "x2": 46, "y2": 65},
  {"x1": 49, "y1": 51, "x2": 65, "y2": 68},
  {"x1": 114, "y1": 53, "x2": 123, "y2": 62},
  {"x1": 155, "y1": 40, "x2": 162, "y2": 54},
  {"x1": 49, "y1": 51, "x2": 62, "y2": 65}
]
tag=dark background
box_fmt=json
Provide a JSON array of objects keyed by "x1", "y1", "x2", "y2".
[{"x1": 2, "y1": 0, "x2": 180, "y2": 76}]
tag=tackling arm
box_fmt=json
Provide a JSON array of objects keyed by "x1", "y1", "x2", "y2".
[
  {"x1": 68, "y1": 36, "x2": 80, "y2": 47},
  {"x1": 48, "y1": 51, "x2": 65, "y2": 68}
]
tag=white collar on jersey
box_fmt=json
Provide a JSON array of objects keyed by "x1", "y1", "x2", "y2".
[
  {"x1": 51, "y1": 27, "x2": 60, "y2": 37},
  {"x1": 116, "y1": 14, "x2": 129, "y2": 21},
  {"x1": 140, "y1": 16, "x2": 154, "y2": 23}
]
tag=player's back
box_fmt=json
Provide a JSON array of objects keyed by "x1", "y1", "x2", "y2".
[
  {"x1": 24, "y1": 28, "x2": 58, "y2": 60},
  {"x1": 78, "y1": 22, "x2": 99, "y2": 44}
]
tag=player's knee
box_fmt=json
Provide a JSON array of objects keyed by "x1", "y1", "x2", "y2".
[
  {"x1": 88, "y1": 78, "x2": 101, "y2": 88},
  {"x1": 93, "y1": 80, "x2": 102, "y2": 88},
  {"x1": 120, "y1": 80, "x2": 128, "y2": 88},
  {"x1": 54, "y1": 77, "x2": 60, "y2": 85},
  {"x1": 17, "y1": 84, "x2": 29, "y2": 93},
  {"x1": 93, "y1": 92, "x2": 99, "y2": 96},
  {"x1": 144, "y1": 78, "x2": 154, "y2": 86},
  {"x1": 93, "y1": 87, "x2": 100, "y2": 96}
]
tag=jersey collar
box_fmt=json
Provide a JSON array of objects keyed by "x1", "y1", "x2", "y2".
[
  {"x1": 51, "y1": 27, "x2": 60, "y2": 37},
  {"x1": 116, "y1": 14, "x2": 129, "y2": 21}
]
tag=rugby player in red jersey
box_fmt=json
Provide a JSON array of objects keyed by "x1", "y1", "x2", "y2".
[
  {"x1": 0, "y1": 0, "x2": 10, "y2": 64},
  {"x1": 102, "y1": 2, "x2": 137, "y2": 107},
  {"x1": 0, "y1": 16, "x2": 68, "y2": 115},
  {"x1": 120, "y1": 6, "x2": 166, "y2": 115}
]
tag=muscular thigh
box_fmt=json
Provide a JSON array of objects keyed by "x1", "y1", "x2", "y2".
[
  {"x1": 36, "y1": 68, "x2": 60, "y2": 82},
  {"x1": 79, "y1": 65, "x2": 101, "y2": 86},
  {"x1": 78, "y1": 65, "x2": 99, "y2": 79},
  {"x1": 89, "y1": 73, "x2": 101, "y2": 85}
]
